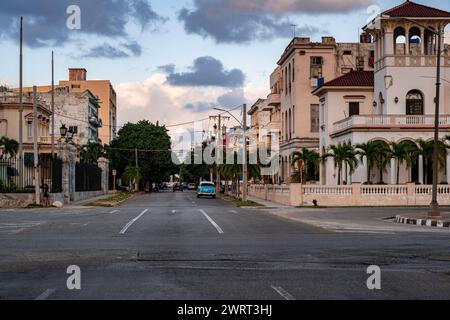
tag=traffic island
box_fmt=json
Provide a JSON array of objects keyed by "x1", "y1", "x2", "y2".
[
  {"x1": 85, "y1": 192, "x2": 135, "y2": 207},
  {"x1": 394, "y1": 213, "x2": 450, "y2": 229}
]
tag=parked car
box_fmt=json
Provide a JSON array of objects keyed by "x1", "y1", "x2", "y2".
[
  {"x1": 173, "y1": 183, "x2": 183, "y2": 192},
  {"x1": 197, "y1": 181, "x2": 216, "y2": 199},
  {"x1": 188, "y1": 183, "x2": 197, "y2": 191}
]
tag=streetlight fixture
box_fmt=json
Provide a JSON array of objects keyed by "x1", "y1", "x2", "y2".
[{"x1": 213, "y1": 106, "x2": 248, "y2": 202}]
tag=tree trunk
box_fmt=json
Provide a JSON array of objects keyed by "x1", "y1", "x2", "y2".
[{"x1": 338, "y1": 167, "x2": 341, "y2": 185}]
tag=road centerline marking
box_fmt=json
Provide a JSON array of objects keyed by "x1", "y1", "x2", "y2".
[
  {"x1": 120, "y1": 209, "x2": 149, "y2": 234},
  {"x1": 35, "y1": 288, "x2": 56, "y2": 300},
  {"x1": 199, "y1": 209, "x2": 224, "y2": 234},
  {"x1": 271, "y1": 285, "x2": 296, "y2": 301},
  {"x1": 110, "y1": 210, "x2": 119, "y2": 214},
  {"x1": 230, "y1": 210, "x2": 238, "y2": 214}
]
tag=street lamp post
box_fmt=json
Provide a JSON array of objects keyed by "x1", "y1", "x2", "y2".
[{"x1": 430, "y1": 28, "x2": 442, "y2": 218}]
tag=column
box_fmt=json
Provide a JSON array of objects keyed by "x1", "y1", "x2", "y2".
[
  {"x1": 363, "y1": 156, "x2": 369, "y2": 183},
  {"x1": 446, "y1": 155, "x2": 450, "y2": 185},
  {"x1": 420, "y1": 28, "x2": 425, "y2": 55},
  {"x1": 390, "y1": 158, "x2": 397, "y2": 185},
  {"x1": 418, "y1": 155, "x2": 424, "y2": 184}
]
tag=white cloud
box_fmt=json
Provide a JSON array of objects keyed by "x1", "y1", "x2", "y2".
[{"x1": 115, "y1": 73, "x2": 267, "y2": 134}]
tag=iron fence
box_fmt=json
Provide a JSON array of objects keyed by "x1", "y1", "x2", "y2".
[
  {"x1": 0, "y1": 155, "x2": 62, "y2": 193},
  {"x1": 75, "y1": 163, "x2": 102, "y2": 192}
]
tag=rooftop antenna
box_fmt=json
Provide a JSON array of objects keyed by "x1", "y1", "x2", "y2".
[{"x1": 291, "y1": 24, "x2": 297, "y2": 38}]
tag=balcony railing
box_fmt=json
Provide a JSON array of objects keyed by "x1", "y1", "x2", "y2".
[
  {"x1": 266, "y1": 93, "x2": 281, "y2": 107},
  {"x1": 332, "y1": 115, "x2": 450, "y2": 135}
]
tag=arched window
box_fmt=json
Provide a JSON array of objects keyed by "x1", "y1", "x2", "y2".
[
  {"x1": 409, "y1": 27, "x2": 421, "y2": 55},
  {"x1": 406, "y1": 90, "x2": 424, "y2": 115}
]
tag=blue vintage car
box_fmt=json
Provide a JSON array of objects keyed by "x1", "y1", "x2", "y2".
[{"x1": 197, "y1": 181, "x2": 216, "y2": 199}]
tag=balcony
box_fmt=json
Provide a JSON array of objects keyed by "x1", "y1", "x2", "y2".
[
  {"x1": 266, "y1": 93, "x2": 281, "y2": 107},
  {"x1": 332, "y1": 115, "x2": 450, "y2": 136}
]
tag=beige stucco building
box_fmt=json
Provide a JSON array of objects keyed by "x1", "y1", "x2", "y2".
[
  {"x1": 249, "y1": 36, "x2": 374, "y2": 183},
  {"x1": 0, "y1": 92, "x2": 52, "y2": 155},
  {"x1": 18, "y1": 68, "x2": 117, "y2": 144},
  {"x1": 315, "y1": 1, "x2": 450, "y2": 186}
]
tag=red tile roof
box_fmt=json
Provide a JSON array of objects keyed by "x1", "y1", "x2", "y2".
[
  {"x1": 383, "y1": 1, "x2": 450, "y2": 18},
  {"x1": 321, "y1": 71, "x2": 374, "y2": 88}
]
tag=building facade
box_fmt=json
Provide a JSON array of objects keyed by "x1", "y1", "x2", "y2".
[
  {"x1": 18, "y1": 68, "x2": 117, "y2": 144},
  {"x1": 315, "y1": 1, "x2": 450, "y2": 186},
  {"x1": 39, "y1": 88, "x2": 102, "y2": 146}
]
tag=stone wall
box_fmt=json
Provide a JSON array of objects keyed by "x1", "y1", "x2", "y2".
[{"x1": 249, "y1": 183, "x2": 450, "y2": 207}]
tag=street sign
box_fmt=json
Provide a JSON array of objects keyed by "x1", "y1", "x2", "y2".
[{"x1": 112, "y1": 170, "x2": 117, "y2": 176}]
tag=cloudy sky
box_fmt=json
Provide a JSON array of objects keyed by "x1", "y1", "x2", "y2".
[{"x1": 0, "y1": 0, "x2": 449, "y2": 136}]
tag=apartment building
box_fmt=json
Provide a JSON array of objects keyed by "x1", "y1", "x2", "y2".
[
  {"x1": 18, "y1": 68, "x2": 117, "y2": 144},
  {"x1": 39, "y1": 88, "x2": 102, "y2": 146},
  {"x1": 249, "y1": 36, "x2": 374, "y2": 183}
]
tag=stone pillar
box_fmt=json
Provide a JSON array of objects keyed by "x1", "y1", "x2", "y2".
[
  {"x1": 363, "y1": 156, "x2": 369, "y2": 183},
  {"x1": 97, "y1": 157, "x2": 109, "y2": 194},
  {"x1": 420, "y1": 28, "x2": 425, "y2": 55},
  {"x1": 61, "y1": 143, "x2": 77, "y2": 204},
  {"x1": 390, "y1": 158, "x2": 397, "y2": 185},
  {"x1": 418, "y1": 155, "x2": 424, "y2": 185}
]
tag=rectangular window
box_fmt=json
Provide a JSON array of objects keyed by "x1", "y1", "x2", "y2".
[
  {"x1": 349, "y1": 102, "x2": 360, "y2": 117},
  {"x1": 71, "y1": 84, "x2": 81, "y2": 89},
  {"x1": 292, "y1": 59, "x2": 295, "y2": 82},
  {"x1": 310, "y1": 57, "x2": 323, "y2": 79},
  {"x1": 311, "y1": 105, "x2": 320, "y2": 133},
  {"x1": 69, "y1": 126, "x2": 78, "y2": 135},
  {"x1": 27, "y1": 121, "x2": 33, "y2": 138},
  {"x1": 343, "y1": 50, "x2": 352, "y2": 55}
]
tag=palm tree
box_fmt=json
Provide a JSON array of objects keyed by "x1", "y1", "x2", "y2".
[
  {"x1": 0, "y1": 137, "x2": 19, "y2": 158},
  {"x1": 290, "y1": 148, "x2": 320, "y2": 184},
  {"x1": 219, "y1": 152, "x2": 260, "y2": 198},
  {"x1": 356, "y1": 141, "x2": 382, "y2": 184},
  {"x1": 416, "y1": 139, "x2": 447, "y2": 184},
  {"x1": 323, "y1": 144, "x2": 357, "y2": 185},
  {"x1": 122, "y1": 166, "x2": 141, "y2": 192},
  {"x1": 373, "y1": 142, "x2": 392, "y2": 184},
  {"x1": 390, "y1": 141, "x2": 416, "y2": 184}
]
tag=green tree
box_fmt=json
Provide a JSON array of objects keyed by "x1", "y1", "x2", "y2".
[
  {"x1": 122, "y1": 166, "x2": 141, "y2": 191},
  {"x1": 109, "y1": 121, "x2": 175, "y2": 190},
  {"x1": 390, "y1": 141, "x2": 416, "y2": 184},
  {"x1": 0, "y1": 137, "x2": 19, "y2": 158},
  {"x1": 219, "y1": 152, "x2": 260, "y2": 198},
  {"x1": 324, "y1": 144, "x2": 357, "y2": 185},
  {"x1": 416, "y1": 139, "x2": 447, "y2": 184},
  {"x1": 290, "y1": 148, "x2": 320, "y2": 183},
  {"x1": 179, "y1": 141, "x2": 212, "y2": 184},
  {"x1": 80, "y1": 142, "x2": 105, "y2": 164},
  {"x1": 373, "y1": 142, "x2": 391, "y2": 184},
  {"x1": 356, "y1": 141, "x2": 382, "y2": 184}
]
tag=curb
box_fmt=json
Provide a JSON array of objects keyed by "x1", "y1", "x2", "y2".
[{"x1": 395, "y1": 215, "x2": 450, "y2": 228}]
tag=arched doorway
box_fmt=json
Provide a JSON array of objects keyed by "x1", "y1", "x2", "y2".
[
  {"x1": 406, "y1": 90, "x2": 424, "y2": 115},
  {"x1": 400, "y1": 140, "x2": 419, "y2": 184}
]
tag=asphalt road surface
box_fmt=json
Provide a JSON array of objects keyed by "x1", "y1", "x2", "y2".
[{"x1": 1, "y1": 191, "x2": 450, "y2": 300}]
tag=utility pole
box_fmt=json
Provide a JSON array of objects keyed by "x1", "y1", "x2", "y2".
[
  {"x1": 51, "y1": 51, "x2": 55, "y2": 158},
  {"x1": 18, "y1": 16, "x2": 24, "y2": 189},
  {"x1": 135, "y1": 148, "x2": 139, "y2": 192},
  {"x1": 242, "y1": 104, "x2": 248, "y2": 202},
  {"x1": 33, "y1": 86, "x2": 41, "y2": 205},
  {"x1": 210, "y1": 114, "x2": 230, "y2": 193}
]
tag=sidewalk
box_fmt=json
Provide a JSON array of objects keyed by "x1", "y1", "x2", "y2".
[
  {"x1": 247, "y1": 195, "x2": 291, "y2": 209},
  {"x1": 64, "y1": 193, "x2": 115, "y2": 208}
]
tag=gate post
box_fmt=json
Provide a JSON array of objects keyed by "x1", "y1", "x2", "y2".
[{"x1": 97, "y1": 157, "x2": 109, "y2": 194}]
